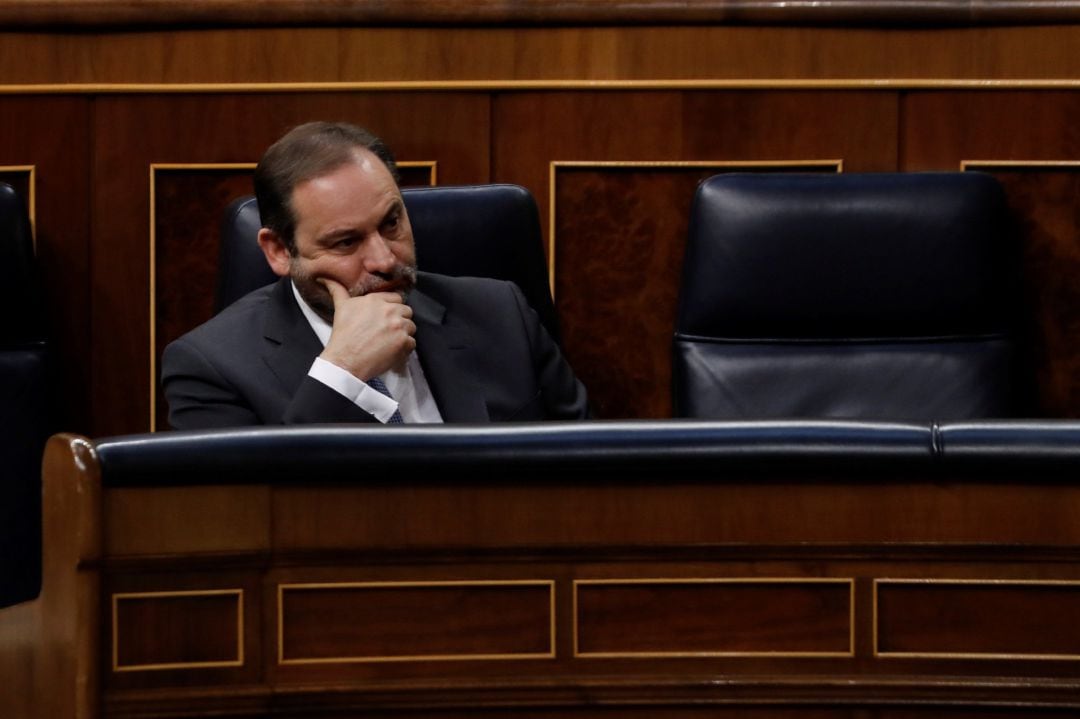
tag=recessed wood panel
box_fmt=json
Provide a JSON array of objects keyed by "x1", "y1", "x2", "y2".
[
  {"x1": 278, "y1": 581, "x2": 554, "y2": 664},
  {"x1": 113, "y1": 590, "x2": 243, "y2": 671},
  {"x1": 962, "y1": 163, "x2": 1080, "y2": 417},
  {"x1": 552, "y1": 161, "x2": 840, "y2": 419},
  {"x1": 876, "y1": 580, "x2": 1080, "y2": 659},
  {"x1": 575, "y1": 579, "x2": 853, "y2": 657},
  {"x1": 151, "y1": 165, "x2": 254, "y2": 432}
]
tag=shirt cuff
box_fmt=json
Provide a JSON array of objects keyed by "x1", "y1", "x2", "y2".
[{"x1": 308, "y1": 356, "x2": 401, "y2": 423}]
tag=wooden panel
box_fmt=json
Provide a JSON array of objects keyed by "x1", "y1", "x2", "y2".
[
  {"x1": 272, "y1": 479, "x2": 1080, "y2": 551},
  {"x1": 876, "y1": 580, "x2": 1080, "y2": 658},
  {"x1": 575, "y1": 579, "x2": 852, "y2": 657},
  {"x1": 961, "y1": 164, "x2": 1080, "y2": 417},
  {"x1": 278, "y1": 581, "x2": 553, "y2": 663},
  {"x1": 152, "y1": 166, "x2": 254, "y2": 405},
  {"x1": 554, "y1": 164, "x2": 716, "y2": 418},
  {"x1": 105, "y1": 570, "x2": 263, "y2": 693},
  {"x1": 105, "y1": 485, "x2": 270, "y2": 556},
  {"x1": 496, "y1": 91, "x2": 895, "y2": 241},
  {"x1": 8, "y1": 26, "x2": 1080, "y2": 85},
  {"x1": 553, "y1": 162, "x2": 839, "y2": 419},
  {"x1": 151, "y1": 164, "x2": 264, "y2": 434},
  {"x1": 91, "y1": 92, "x2": 490, "y2": 436},
  {"x1": 902, "y1": 92, "x2": 1080, "y2": 170},
  {"x1": 113, "y1": 590, "x2": 243, "y2": 671}
]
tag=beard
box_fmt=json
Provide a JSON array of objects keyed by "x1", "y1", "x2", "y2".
[{"x1": 291, "y1": 260, "x2": 418, "y2": 324}]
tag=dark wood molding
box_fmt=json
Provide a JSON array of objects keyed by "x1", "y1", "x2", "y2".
[
  {"x1": 3, "y1": 0, "x2": 1080, "y2": 30},
  {"x1": 105, "y1": 676, "x2": 1080, "y2": 716}
]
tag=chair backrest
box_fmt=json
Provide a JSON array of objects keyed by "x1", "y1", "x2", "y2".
[
  {"x1": 0, "y1": 182, "x2": 46, "y2": 607},
  {"x1": 217, "y1": 184, "x2": 560, "y2": 342},
  {"x1": 673, "y1": 172, "x2": 1023, "y2": 421}
]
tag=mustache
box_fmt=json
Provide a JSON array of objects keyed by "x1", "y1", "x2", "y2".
[{"x1": 348, "y1": 263, "x2": 417, "y2": 297}]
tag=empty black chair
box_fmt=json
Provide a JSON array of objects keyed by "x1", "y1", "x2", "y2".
[
  {"x1": 0, "y1": 183, "x2": 47, "y2": 607},
  {"x1": 217, "y1": 184, "x2": 560, "y2": 343},
  {"x1": 673, "y1": 172, "x2": 1022, "y2": 421}
]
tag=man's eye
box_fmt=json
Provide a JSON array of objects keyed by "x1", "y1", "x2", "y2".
[
  {"x1": 335, "y1": 238, "x2": 356, "y2": 249},
  {"x1": 383, "y1": 215, "x2": 400, "y2": 232}
]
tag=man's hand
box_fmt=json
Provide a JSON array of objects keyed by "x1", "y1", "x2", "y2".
[{"x1": 318, "y1": 277, "x2": 416, "y2": 380}]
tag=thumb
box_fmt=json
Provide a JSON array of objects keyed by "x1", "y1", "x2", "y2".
[{"x1": 318, "y1": 277, "x2": 349, "y2": 307}]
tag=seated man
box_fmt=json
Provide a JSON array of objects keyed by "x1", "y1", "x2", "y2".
[{"x1": 162, "y1": 122, "x2": 589, "y2": 428}]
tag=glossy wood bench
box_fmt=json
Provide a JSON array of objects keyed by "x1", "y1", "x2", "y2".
[{"x1": 4, "y1": 420, "x2": 1080, "y2": 718}]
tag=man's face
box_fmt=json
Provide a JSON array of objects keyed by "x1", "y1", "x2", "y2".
[{"x1": 286, "y1": 150, "x2": 417, "y2": 322}]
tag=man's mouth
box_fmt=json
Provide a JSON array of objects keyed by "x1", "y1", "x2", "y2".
[
  {"x1": 354, "y1": 271, "x2": 415, "y2": 297},
  {"x1": 371, "y1": 278, "x2": 406, "y2": 294}
]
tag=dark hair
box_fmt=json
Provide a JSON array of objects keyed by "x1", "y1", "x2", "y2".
[{"x1": 254, "y1": 121, "x2": 400, "y2": 254}]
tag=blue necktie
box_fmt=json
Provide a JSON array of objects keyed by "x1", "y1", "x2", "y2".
[{"x1": 367, "y1": 375, "x2": 405, "y2": 424}]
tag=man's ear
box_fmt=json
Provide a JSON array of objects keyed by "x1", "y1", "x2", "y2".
[{"x1": 257, "y1": 228, "x2": 292, "y2": 277}]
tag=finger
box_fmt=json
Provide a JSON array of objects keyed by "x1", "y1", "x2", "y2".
[
  {"x1": 365, "y1": 291, "x2": 404, "y2": 304},
  {"x1": 318, "y1": 277, "x2": 350, "y2": 307}
]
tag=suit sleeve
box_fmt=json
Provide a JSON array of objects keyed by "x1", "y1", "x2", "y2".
[
  {"x1": 162, "y1": 337, "x2": 262, "y2": 429},
  {"x1": 507, "y1": 283, "x2": 591, "y2": 420},
  {"x1": 162, "y1": 336, "x2": 380, "y2": 429},
  {"x1": 281, "y1": 376, "x2": 383, "y2": 424}
]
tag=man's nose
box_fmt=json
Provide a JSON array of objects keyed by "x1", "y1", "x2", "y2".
[{"x1": 362, "y1": 233, "x2": 397, "y2": 272}]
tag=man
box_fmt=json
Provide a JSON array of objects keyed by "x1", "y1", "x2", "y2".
[{"x1": 162, "y1": 122, "x2": 589, "y2": 428}]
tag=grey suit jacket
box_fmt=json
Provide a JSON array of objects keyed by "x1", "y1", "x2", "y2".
[{"x1": 162, "y1": 273, "x2": 589, "y2": 429}]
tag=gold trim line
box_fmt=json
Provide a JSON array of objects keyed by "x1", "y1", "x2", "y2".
[
  {"x1": 873, "y1": 578, "x2": 1080, "y2": 661},
  {"x1": 7, "y1": 79, "x2": 1080, "y2": 94},
  {"x1": 112, "y1": 588, "x2": 244, "y2": 672}
]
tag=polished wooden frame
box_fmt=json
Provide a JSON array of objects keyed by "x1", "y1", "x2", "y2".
[
  {"x1": 872, "y1": 578, "x2": 1080, "y2": 661},
  {"x1": 277, "y1": 579, "x2": 557, "y2": 665},
  {"x1": 111, "y1": 588, "x2": 245, "y2": 672},
  {"x1": 572, "y1": 577, "x2": 856, "y2": 659}
]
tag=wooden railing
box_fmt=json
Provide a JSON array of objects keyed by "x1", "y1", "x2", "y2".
[
  {"x1": 3, "y1": 421, "x2": 1080, "y2": 718},
  {"x1": 3, "y1": 0, "x2": 1080, "y2": 28}
]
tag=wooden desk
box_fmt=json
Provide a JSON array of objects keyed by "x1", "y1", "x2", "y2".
[{"x1": 3, "y1": 421, "x2": 1080, "y2": 718}]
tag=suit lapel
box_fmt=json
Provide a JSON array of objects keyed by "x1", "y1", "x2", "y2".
[
  {"x1": 410, "y1": 285, "x2": 490, "y2": 422},
  {"x1": 261, "y1": 278, "x2": 323, "y2": 396}
]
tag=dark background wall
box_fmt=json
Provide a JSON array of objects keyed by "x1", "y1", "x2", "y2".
[{"x1": 4, "y1": 4, "x2": 1080, "y2": 436}]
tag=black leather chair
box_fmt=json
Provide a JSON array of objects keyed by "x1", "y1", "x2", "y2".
[
  {"x1": 0, "y1": 183, "x2": 47, "y2": 607},
  {"x1": 673, "y1": 172, "x2": 1022, "y2": 421},
  {"x1": 217, "y1": 184, "x2": 560, "y2": 343}
]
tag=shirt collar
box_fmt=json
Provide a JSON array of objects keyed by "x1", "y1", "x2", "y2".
[{"x1": 291, "y1": 281, "x2": 332, "y2": 348}]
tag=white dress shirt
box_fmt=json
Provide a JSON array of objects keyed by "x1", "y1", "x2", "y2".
[{"x1": 293, "y1": 282, "x2": 444, "y2": 424}]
